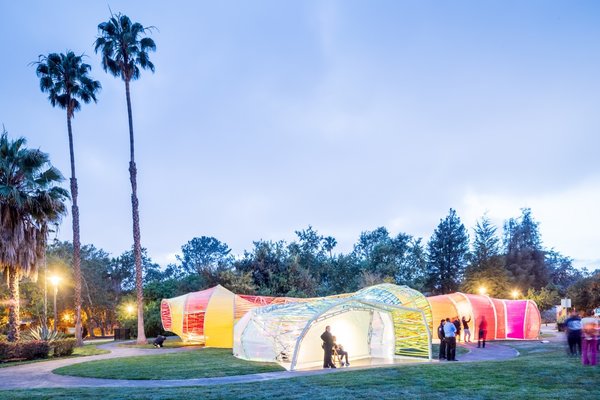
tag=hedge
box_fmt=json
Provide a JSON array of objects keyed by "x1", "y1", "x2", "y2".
[
  {"x1": 52, "y1": 338, "x2": 77, "y2": 357},
  {"x1": 0, "y1": 340, "x2": 50, "y2": 361}
]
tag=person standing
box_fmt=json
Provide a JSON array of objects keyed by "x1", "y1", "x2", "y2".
[
  {"x1": 477, "y1": 316, "x2": 488, "y2": 348},
  {"x1": 437, "y1": 319, "x2": 446, "y2": 360},
  {"x1": 321, "y1": 325, "x2": 336, "y2": 368},
  {"x1": 443, "y1": 317, "x2": 457, "y2": 361},
  {"x1": 581, "y1": 310, "x2": 598, "y2": 366},
  {"x1": 565, "y1": 310, "x2": 582, "y2": 357},
  {"x1": 462, "y1": 316, "x2": 472, "y2": 343},
  {"x1": 453, "y1": 317, "x2": 462, "y2": 342}
]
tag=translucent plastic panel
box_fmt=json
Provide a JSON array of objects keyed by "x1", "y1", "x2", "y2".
[
  {"x1": 447, "y1": 293, "x2": 471, "y2": 322},
  {"x1": 427, "y1": 295, "x2": 458, "y2": 338},
  {"x1": 204, "y1": 286, "x2": 235, "y2": 348},
  {"x1": 370, "y1": 311, "x2": 395, "y2": 359},
  {"x1": 354, "y1": 284, "x2": 433, "y2": 333},
  {"x1": 524, "y1": 301, "x2": 541, "y2": 339},
  {"x1": 491, "y1": 299, "x2": 506, "y2": 339},
  {"x1": 183, "y1": 287, "x2": 213, "y2": 339},
  {"x1": 465, "y1": 294, "x2": 496, "y2": 340},
  {"x1": 160, "y1": 300, "x2": 172, "y2": 331},
  {"x1": 505, "y1": 300, "x2": 527, "y2": 339},
  {"x1": 295, "y1": 309, "x2": 375, "y2": 370}
]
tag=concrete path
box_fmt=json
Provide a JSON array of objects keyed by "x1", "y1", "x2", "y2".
[{"x1": 0, "y1": 337, "x2": 527, "y2": 390}]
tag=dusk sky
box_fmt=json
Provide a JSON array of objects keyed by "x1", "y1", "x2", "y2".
[{"x1": 1, "y1": 1, "x2": 599, "y2": 269}]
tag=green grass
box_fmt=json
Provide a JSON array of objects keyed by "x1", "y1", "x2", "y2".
[
  {"x1": 5, "y1": 341, "x2": 600, "y2": 399},
  {"x1": 53, "y1": 348, "x2": 285, "y2": 379},
  {"x1": 0, "y1": 343, "x2": 109, "y2": 369}
]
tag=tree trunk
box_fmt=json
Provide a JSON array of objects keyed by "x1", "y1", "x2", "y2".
[
  {"x1": 7, "y1": 267, "x2": 20, "y2": 342},
  {"x1": 125, "y1": 79, "x2": 146, "y2": 344},
  {"x1": 67, "y1": 113, "x2": 84, "y2": 347}
]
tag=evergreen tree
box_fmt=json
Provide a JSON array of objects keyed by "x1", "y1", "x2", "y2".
[
  {"x1": 503, "y1": 208, "x2": 549, "y2": 290},
  {"x1": 425, "y1": 209, "x2": 469, "y2": 294},
  {"x1": 462, "y1": 216, "x2": 513, "y2": 297}
]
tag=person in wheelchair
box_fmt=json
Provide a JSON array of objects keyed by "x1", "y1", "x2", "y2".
[{"x1": 332, "y1": 336, "x2": 350, "y2": 366}]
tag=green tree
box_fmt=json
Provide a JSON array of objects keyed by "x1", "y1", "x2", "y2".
[
  {"x1": 34, "y1": 51, "x2": 101, "y2": 346},
  {"x1": 567, "y1": 273, "x2": 600, "y2": 311},
  {"x1": 177, "y1": 236, "x2": 232, "y2": 276},
  {"x1": 425, "y1": 209, "x2": 470, "y2": 294},
  {"x1": 545, "y1": 250, "x2": 582, "y2": 296},
  {"x1": 0, "y1": 131, "x2": 68, "y2": 341},
  {"x1": 526, "y1": 286, "x2": 560, "y2": 312},
  {"x1": 95, "y1": 12, "x2": 156, "y2": 344},
  {"x1": 322, "y1": 236, "x2": 337, "y2": 259},
  {"x1": 47, "y1": 241, "x2": 118, "y2": 337},
  {"x1": 462, "y1": 216, "x2": 513, "y2": 297},
  {"x1": 503, "y1": 208, "x2": 549, "y2": 290}
]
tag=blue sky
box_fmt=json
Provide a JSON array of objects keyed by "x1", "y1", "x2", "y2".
[{"x1": 1, "y1": 1, "x2": 599, "y2": 268}]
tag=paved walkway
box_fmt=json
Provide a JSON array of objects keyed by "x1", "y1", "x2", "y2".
[{"x1": 0, "y1": 334, "x2": 543, "y2": 390}]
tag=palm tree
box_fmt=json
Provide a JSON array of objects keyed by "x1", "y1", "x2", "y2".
[
  {"x1": 0, "y1": 129, "x2": 69, "y2": 341},
  {"x1": 34, "y1": 52, "x2": 101, "y2": 347},
  {"x1": 94, "y1": 12, "x2": 156, "y2": 344}
]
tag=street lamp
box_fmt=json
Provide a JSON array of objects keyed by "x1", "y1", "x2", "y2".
[
  {"x1": 511, "y1": 290, "x2": 520, "y2": 300},
  {"x1": 126, "y1": 304, "x2": 135, "y2": 316},
  {"x1": 49, "y1": 275, "x2": 61, "y2": 332},
  {"x1": 478, "y1": 286, "x2": 487, "y2": 296}
]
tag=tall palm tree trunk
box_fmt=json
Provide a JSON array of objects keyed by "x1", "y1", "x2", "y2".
[
  {"x1": 7, "y1": 267, "x2": 20, "y2": 342},
  {"x1": 67, "y1": 113, "x2": 84, "y2": 347},
  {"x1": 125, "y1": 79, "x2": 146, "y2": 344}
]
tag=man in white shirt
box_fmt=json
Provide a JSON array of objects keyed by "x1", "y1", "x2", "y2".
[{"x1": 443, "y1": 317, "x2": 457, "y2": 361}]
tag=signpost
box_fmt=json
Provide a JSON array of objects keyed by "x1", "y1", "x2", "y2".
[{"x1": 560, "y1": 298, "x2": 571, "y2": 309}]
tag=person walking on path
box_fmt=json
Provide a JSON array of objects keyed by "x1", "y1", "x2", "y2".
[
  {"x1": 462, "y1": 316, "x2": 472, "y2": 343},
  {"x1": 321, "y1": 325, "x2": 336, "y2": 368},
  {"x1": 453, "y1": 317, "x2": 462, "y2": 342},
  {"x1": 565, "y1": 310, "x2": 583, "y2": 356},
  {"x1": 437, "y1": 319, "x2": 446, "y2": 360},
  {"x1": 444, "y1": 317, "x2": 457, "y2": 361},
  {"x1": 581, "y1": 310, "x2": 598, "y2": 366},
  {"x1": 477, "y1": 316, "x2": 488, "y2": 348}
]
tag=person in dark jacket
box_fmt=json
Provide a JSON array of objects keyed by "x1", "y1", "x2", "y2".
[
  {"x1": 153, "y1": 335, "x2": 166, "y2": 348},
  {"x1": 565, "y1": 310, "x2": 582, "y2": 356},
  {"x1": 462, "y1": 316, "x2": 472, "y2": 343},
  {"x1": 321, "y1": 326, "x2": 336, "y2": 368},
  {"x1": 453, "y1": 317, "x2": 462, "y2": 342},
  {"x1": 437, "y1": 319, "x2": 446, "y2": 359}
]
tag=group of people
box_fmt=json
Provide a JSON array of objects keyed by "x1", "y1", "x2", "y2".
[
  {"x1": 437, "y1": 315, "x2": 488, "y2": 361},
  {"x1": 564, "y1": 309, "x2": 599, "y2": 366},
  {"x1": 321, "y1": 325, "x2": 350, "y2": 368}
]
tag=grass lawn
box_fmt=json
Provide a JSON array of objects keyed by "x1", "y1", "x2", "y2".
[
  {"x1": 53, "y1": 348, "x2": 285, "y2": 379},
  {"x1": 6, "y1": 341, "x2": 600, "y2": 399},
  {"x1": 118, "y1": 336, "x2": 192, "y2": 349},
  {"x1": 0, "y1": 343, "x2": 110, "y2": 369}
]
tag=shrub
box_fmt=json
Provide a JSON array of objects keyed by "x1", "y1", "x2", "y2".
[
  {"x1": 52, "y1": 338, "x2": 77, "y2": 357},
  {"x1": 0, "y1": 341, "x2": 51, "y2": 361},
  {"x1": 0, "y1": 341, "x2": 16, "y2": 360},
  {"x1": 18, "y1": 340, "x2": 50, "y2": 360}
]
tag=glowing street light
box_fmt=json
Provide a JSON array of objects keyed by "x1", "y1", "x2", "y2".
[
  {"x1": 511, "y1": 290, "x2": 520, "y2": 300},
  {"x1": 478, "y1": 286, "x2": 487, "y2": 296},
  {"x1": 126, "y1": 304, "x2": 135, "y2": 316},
  {"x1": 49, "y1": 275, "x2": 61, "y2": 332}
]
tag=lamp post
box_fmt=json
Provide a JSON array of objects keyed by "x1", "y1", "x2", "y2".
[
  {"x1": 49, "y1": 276, "x2": 61, "y2": 332},
  {"x1": 478, "y1": 286, "x2": 487, "y2": 296},
  {"x1": 511, "y1": 290, "x2": 520, "y2": 300},
  {"x1": 43, "y1": 261, "x2": 48, "y2": 333}
]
